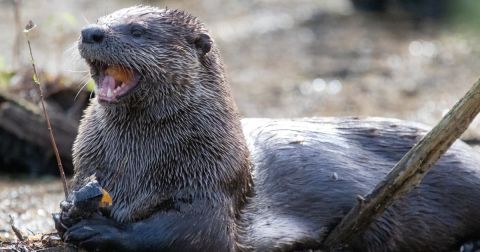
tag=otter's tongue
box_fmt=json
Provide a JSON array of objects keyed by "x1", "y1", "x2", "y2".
[
  {"x1": 97, "y1": 66, "x2": 138, "y2": 102},
  {"x1": 97, "y1": 75, "x2": 119, "y2": 102},
  {"x1": 101, "y1": 75, "x2": 117, "y2": 98}
]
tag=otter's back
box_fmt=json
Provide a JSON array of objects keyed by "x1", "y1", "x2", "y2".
[{"x1": 240, "y1": 117, "x2": 480, "y2": 251}]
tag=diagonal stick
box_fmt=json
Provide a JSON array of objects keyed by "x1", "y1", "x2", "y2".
[{"x1": 24, "y1": 20, "x2": 68, "y2": 199}]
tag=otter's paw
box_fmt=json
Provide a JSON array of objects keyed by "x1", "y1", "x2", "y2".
[
  {"x1": 63, "y1": 215, "x2": 128, "y2": 251},
  {"x1": 53, "y1": 200, "x2": 78, "y2": 238}
]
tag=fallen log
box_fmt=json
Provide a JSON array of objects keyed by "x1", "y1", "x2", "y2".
[{"x1": 0, "y1": 90, "x2": 78, "y2": 174}]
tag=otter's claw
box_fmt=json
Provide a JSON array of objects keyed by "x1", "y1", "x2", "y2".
[{"x1": 52, "y1": 213, "x2": 68, "y2": 238}]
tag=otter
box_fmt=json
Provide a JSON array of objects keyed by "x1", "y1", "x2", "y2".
[{"x1": 53, "y1": 6, "x2": 480, "y2": 251}]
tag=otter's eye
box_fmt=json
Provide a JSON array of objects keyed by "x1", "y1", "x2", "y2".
[{"x1": 130, "y1": 25, "x2": 145, "y2": 38}]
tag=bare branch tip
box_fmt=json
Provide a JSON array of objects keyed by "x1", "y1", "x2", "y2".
[{"x1": 24, "y1": 20, "x2": 36, "y2": 33}]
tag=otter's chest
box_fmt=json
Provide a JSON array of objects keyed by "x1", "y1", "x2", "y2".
[
  {"x1": 98, "y1": 146, "x2": 164, "y2": 221},
  {"x1": 74, "y1": 119, "x2": 176, "y2": 222}
]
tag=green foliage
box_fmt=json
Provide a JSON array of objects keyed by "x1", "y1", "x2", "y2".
[
  {"x1": 86, "y1": 78, "x2": 95, "y2": 92},
  {"x1": 0, "y1": 56, "x2": 14, "y2": 87},
  {"x1": 32, "y1": 74, "x2": 40, "y2": 85},
  {"x1": 0, "y1": 71, "x2": 14, "y2": 87},
  {"x1": 45, "y1": 12, "x2": 78, "y2": 30},
  {"x1": 448, "y1": 1, "x2": 480, "y2": 31}
]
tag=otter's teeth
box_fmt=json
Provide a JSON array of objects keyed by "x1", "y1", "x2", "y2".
[{"x1": 107, "y1": 88, "x2": 113, "y2": 98}]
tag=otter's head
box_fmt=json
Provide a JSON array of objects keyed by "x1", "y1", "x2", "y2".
[{"x1": 79, "y1": 6, "x2": 218, "y2": 111}]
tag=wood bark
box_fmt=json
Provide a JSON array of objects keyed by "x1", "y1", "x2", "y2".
[{"x1": 0, "y1": 90, "x2": 77, "y2": 159}]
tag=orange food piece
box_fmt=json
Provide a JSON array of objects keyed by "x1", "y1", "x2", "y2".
[
  {"x1": 99, "y1": 188, "x2": 113, "y2": 207},
  {"x1": 105, "y1": 65, "x2": 133, "y2": 83}
]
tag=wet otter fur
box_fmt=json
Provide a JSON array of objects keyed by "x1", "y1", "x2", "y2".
[{"x1": 55, "y1": 6, "x2": 480, "y2": 251}]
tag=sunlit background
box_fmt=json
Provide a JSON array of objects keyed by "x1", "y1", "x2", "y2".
[{"x1": 2, "y1": 0, "x2": 480, "y2": 242}]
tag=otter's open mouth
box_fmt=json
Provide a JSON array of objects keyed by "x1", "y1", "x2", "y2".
[{"x1": 91, "y1": 61, "x2": 140, "y2": 102}]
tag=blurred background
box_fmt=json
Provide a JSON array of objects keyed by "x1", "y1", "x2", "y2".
[{"x1": 2, "y1": 0, "x2": 480, "y2": 242}]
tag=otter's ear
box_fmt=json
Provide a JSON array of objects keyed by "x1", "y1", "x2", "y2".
[{"x1": 194, "y1": 33, "x2": 212, "y2": 56}]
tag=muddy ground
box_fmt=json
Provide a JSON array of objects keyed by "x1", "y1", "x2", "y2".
[{"x1": 2, "y1": 0, "x2": 480, "y2": 243}]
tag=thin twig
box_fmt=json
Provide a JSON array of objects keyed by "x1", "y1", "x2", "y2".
[
  {"x1": 9, "y1": 215, "x2": 25, "y2": 241},
  {"x1": 24, "y1": 20, "x2": 69, "y2": 199}
]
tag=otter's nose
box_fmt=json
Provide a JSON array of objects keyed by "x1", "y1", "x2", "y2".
[{"x1": 81, "y1": 25, "x2": 105, "y2": 44}]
